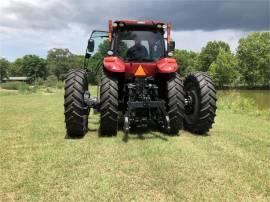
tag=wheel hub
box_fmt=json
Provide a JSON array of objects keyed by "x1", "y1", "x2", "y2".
[
  {"x1": 83, "y1": 91, "x2": 90, "y2": 103},
  {"x1": 184, "y1": 91, "x2": 196, "y2": 115}
]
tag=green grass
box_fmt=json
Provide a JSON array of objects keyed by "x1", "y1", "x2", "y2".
[{"x1": 0, "y1": 87, "x2": 269, "y2": 201}]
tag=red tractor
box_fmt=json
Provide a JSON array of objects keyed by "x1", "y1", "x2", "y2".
[{"x1": 64, "y1": 20, "x2": 217, "y2": 137}]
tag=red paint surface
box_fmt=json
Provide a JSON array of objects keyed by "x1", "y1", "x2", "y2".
[
  {"x1": 103, "y1": 56, "x2": 179, "y2": 77},
  {"x1": 103, "y1": 57, "x2": 125, "y2": 72},
  {"x1": 156, "y1": 58, "x2": 178, "y2": 73}
]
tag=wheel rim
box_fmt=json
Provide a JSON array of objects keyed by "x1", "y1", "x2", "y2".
[{"x1": 185, "y1": 88, "x2": 199, "y2": 124}]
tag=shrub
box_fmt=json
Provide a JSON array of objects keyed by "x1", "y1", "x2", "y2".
[
  {"x1": 34, "y1": 78, "x2": 45, "y2": 86},
  {"x1": 218, "y1": 92, "x2": 270, "y2": 120},
  {"x1": 0, "y1": 82, "x2": 38, "y2": 94},
  {"x1": 18, "y1": 83, "x2": 32, "y2": 93},
  {"x1": 218, "y1": 93, "x2": 256, "y2": 112},
  {"x1": 56, "y1": 81, "x2": 64, "y2": 89},
  {"x1": 0, "y1": 82, "x2": 22, "y2": 90},
  {"x1": 45, "y1": 87, "x2": 54, "y2": 93},
  {"x1": 44, "y1": 75, "x2": 58, "y2": 87}
]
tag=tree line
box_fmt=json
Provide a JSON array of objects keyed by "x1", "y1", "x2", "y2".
[
  {"x1": 174, "y1": 32, "x2": 269, "y2": 88},
  {"x1": 0, "y1": 32, "x2": 269, "y2": 88},
  {"x1": 0, "y1": 48, "x2": 84, "y2": 81}
]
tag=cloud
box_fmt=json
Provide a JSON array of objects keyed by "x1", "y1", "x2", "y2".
[
  {"x1": 172, "y1": 29, "x2": 247, "y2": 52},
  {"x1": 0, "y1": 0, "x2": 269, "y2": 32},
  {"x1": 0, "y1": 0, "x2": 269, "y2": 60},
  {"x1": 0, "y1": 0, "x2": 73, "y2": 31},
  {"x1": 0, "y1": 28, "x2": 247, "y2": 61},
  {"x1": 0, "y1": 24, "x2": 88, "y2": 60}
]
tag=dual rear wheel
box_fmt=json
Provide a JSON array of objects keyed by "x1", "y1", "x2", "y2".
[
  {"x1": 184, "y1": 72, "x2": 217, "y2": 134},
  {"x1": 64, "y1": 69, "x2": 119, "y2": 137},
  {"x1": 64, "y1": 70, "x2": 216, "y2": 137},
  {"x1": 159, "y1": 72, "x2": 217, "y2": 135}
]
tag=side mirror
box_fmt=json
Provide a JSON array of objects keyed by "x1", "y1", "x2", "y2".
[
  {"x1": 169, "y1": 41, "x2": 175, "y2": 52},
  {"x1": 87, "y1": 39, "x2": 95, "y2": 52}
]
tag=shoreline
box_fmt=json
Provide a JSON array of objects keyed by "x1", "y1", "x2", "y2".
[{"x1": 216, "y1": 85, "x2": 270, "y2": 90}]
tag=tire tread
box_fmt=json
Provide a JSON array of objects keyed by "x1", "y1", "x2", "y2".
[
  {"x1": 184, "y1": 71, "x2": 217, "y2": 134},
  {"x1": 64, "y1": 69, "x2": 89, "y2": 137}
]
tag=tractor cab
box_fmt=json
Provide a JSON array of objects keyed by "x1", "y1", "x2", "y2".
[
  {"x1": 86, "y1": 20, "x2": 175, "y2": 56},
  {"x1": 111, "y1": 20, "x2": 170, "y2": 61},
  {"x1": 85, "y1": 20, "x2": 177, "y2": 78}
]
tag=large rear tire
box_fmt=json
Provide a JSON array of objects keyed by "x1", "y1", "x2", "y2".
[
  {"x1": 99, "y1": 71, "x2": 119, "y2": 136},
  {"x1": 184, "y1": 72, "x2": 217, "y2": 134},
  {"x1": 64, "y1": 69, "x2": 89, "y2": 138},
  {"x1": 165, "y1": 73, "x2": 185, "y2": 135}
]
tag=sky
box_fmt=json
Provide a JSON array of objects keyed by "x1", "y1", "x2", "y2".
[{"x1": 0, "y1": 0, "x2": 269, "y2": 61}]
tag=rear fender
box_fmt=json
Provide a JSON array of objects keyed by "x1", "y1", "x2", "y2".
[
  {"x1": 156, "y1": 58, "x2": 178, "y2": 73},
  {"x1": 103, "y1": 56, "x2": 125, "y2": 72}
]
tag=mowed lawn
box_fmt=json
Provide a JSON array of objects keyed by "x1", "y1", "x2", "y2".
[{"x1": 0, "y1": 88, "x2": 269, "y2": 201}]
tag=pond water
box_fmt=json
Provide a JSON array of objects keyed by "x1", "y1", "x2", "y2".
[{"x1": 218, "y1": 90, "x2": 270, "y2": 110}]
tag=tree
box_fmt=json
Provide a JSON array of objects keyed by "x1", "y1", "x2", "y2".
[
  {"x1": 197, "y1": 41, "x2": 231, "y2": 72},
  {"x1": 47, "y1": 48, "x2": 78, "y2": 80},
  {"x1": 87, "y1": 39, "x2": 112, "y2": 70},
  {"x1": 20, "y1": 55, "x2": 48, "y2": 79},
  {"x1": 208, "y1": 49, "x2": 238, "y2": 88},
  {"x1": 237, "y1": 32, "x2": 270, "y2": 86},
  {"x1": 72, "y1": 54, "x2": 84, "y2": 68},
  {"x1": 0, "y1": 58, "x2": 10, "y2": 82},
  {"x1": 98, "y1": 39, "x2": 111, "y2": 56},
  {"x1": 8, "y1": 58, "x2": 23, "y2": 76},
  {"x1": 174, "y1": 49, "x2": 199, "y2": 77}
]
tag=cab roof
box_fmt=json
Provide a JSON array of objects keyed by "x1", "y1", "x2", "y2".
[{"x1": 114, "y1": 20, "x2": 165, "y2": 26}]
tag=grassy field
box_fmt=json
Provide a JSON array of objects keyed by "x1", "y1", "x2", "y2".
[{"x1": 0, "y1": 87, "x2": 269, "y2": 201}]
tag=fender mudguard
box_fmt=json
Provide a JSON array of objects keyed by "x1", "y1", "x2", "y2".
[
  {"x1": 156, "y1": 58, "x2": 178, "y2": 73},
  {"x1": 103, "y1": 56, "x2": 179, "y2": 74},
  {"x1": 103, "y1": 56, "x2": 125, "y2": 72}
]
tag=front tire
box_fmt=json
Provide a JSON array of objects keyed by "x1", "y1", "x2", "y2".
[
  {"x1": 64, "y1": 69, "x2": 89, "y2": 138},
  {"x1": 184, "y1": 72, "x2": 217, "y2": 134}
]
